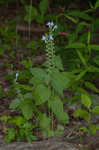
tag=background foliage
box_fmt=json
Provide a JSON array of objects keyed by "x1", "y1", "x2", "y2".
[{"x1": 0, "y1": 0, "x2": 99, "y2": 143}]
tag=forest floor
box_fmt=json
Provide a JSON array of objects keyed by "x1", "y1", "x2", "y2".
[{"x1": 0, "y1": 1, "x2": 99, "y2": 150}]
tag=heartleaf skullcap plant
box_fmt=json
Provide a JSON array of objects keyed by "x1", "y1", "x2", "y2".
[{"x1": 42, "y1": 21, "x2": 57, "y2": 73}]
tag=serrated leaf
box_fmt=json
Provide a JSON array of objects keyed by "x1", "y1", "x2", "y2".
[
  {"x1": 34, "y1": 84, "x2": 51, "y2": 105},
  {"x1": 5, "y1": 128, "x2": 16, "y2": 143},
  {"x1": 9, "y1": 116, "x2": 25, "y2": 127},
  {"x1": 20, "y1": 100, "x2": 33, "y2": 120},
  {"x1": 39, "y1": 0, "x2": 49, "y2": 15},
  {"x1": 48, "y1": 96, "x2": 69, "y2": 124},
  {"x1": 51, "y1": 69, "x2": 70, "y2": 95},
  {"x1": 39, "y1": 114, "x2": 50, "y2": 129},
  {"x1": 81, "y1": 93, "x2": 91, "y2": 109},
  {"x1": 30, "y1": 68, "x2": 50, "y2": 85},
  {"x1": 85, "y1": 81, "x2": 99, "y2": 93},
  {"x1": 73, "y1": 109, "x2": 90, "y2": 121},
  {"x1": 58, "y1": 112, "x2": 69, "y2": 124},
  {"x1": 65, "y1": 42, "x2": 86, "y2": 49},
  {"x1": 91, "y1": 106, "x2": 99, "y2": 115},
  {"x1": 10, "y1": 98, "x2": 20, "y2": 109},
  {"x1": 38, "y1": 113, "x2": 51, "y2": 136},
  {"x1": 48, "y1": 96, "x2": 63, "y2": 115},
  {"x1": 54, "y1": 55, "x2": 63, "y2": 70},
  {"x1": 29, "y1": 76, "x2": 43, "y2": 86}
]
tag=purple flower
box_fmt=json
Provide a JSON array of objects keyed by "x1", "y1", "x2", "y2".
[
  {"x1": 49, "y1": 35, "x2": 53, "y2": 40},
  {"x1": 42, "y1": 35, "x2": 46, "y2": 41},
  {"x1": 16, "y1": 73, "x2": 19, "y2": 78},
  {"x1": 46, "y1": 21, "x2": 54, "y2": 27}
]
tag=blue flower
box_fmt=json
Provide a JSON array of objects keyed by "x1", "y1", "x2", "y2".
[
  {"x1": 49, "y1": 35, "x2": 53, "y2": 40},
  {"x1": 16, "y1": 73, "x2": 19, "y2": 78},
  {"x1": 46, "y1": 21, "x2": 54, "y2": 27},
  {"x1": 42, "y1": 35, "x2": 46, "y2": 41}
]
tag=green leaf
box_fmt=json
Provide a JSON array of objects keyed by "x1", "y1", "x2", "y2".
[
  {"x1": 48, "y1": 96, "x2": 63, "y2": 115},
  {"x1": 9, "y1": 116, "x2": 25, "y2": 127},
  {"x1": 87, "y1": 31, "x2": 91, "y2": 45},
  {"x1": 5, "y1": 128, "x2": 16, "y2": 143},
  {"x1": 24, "y1": 6, "x2": 38, "y2": 22},
  {"x1": 95, "y1": 0, "x2": 99, "y2": 9},
  {"x1": 9, "y1": 98, "x2": 21, "y2": 109},
  {"x1": 67, "y1": 10, "x2": 92, "y2": 21},
  {"x1": 91, "y1": 106, "x2": 99, "y2": 115},
  {"x1": 51, "y1": 69, "x2": 70, "y2": 95},
  {"x1": 18, "y1": 84, "x2": 33, "y2": 91},
  {"x1": 55, "y1": 125, "x2": 64, "y2": 136},
  {"x1": 73, "y1": 109, "x2": 90, "y2": 121},
  {"x1": 0, "y1": 115, "x2": 12, "y2": 122},
  {"x1": 85, "y1": 81, "x2": 99, "y2": 93},
  {"x1": 76, "y1": 50, "x2": 87, "y2": 66},
  {"x1": 88, "y1": 44, "x2": 99, "y2": 51},
  {"x1": 80, "y1": 126, "x2": 88, "y2": 133},
  {"x1": 26, "y1": 41, "x2": 38, "y2": 49},
  {"x1": 93, "y1": 56, "x2": 99, "y2": 66},
  {"x1": 76, "y1": 22, "x2": 89, "y2": 34},
  {"x1": 88, "y1": 124, "x2": 97, "y2": 135},
  {"x1": 75, "y1": 70, "x2": 87, "y2": 81},
  {"x1": 29, "y1": 76, "x2": 43, "y2": 86},
  {"x1": 30, "y1": 68, "x2": 50, "y2": 85},
  {"x1": 65, "y1": 42, "x2": 86, "y2": 49},
  {"x1": 96, "y1": 125, "x2": 99, "y2": 130},
  {"x1": 81, "y1": 93, "x2": 91, "y2": 109},
  {"x1": 0, "y1": 88, "x2": 3, "y2": 98},
  {"x1": 48, "y1": 96, "x2": 69, "y2": 124},
  {"x1": 23, "y1": 93, "x2": 33, "y2": 100},
  {"x1": 20, "y1": 100, "x2": 33, "y2": 120},
  {"x1": 34, "y1": 84, "x2": 51, "y2": 105},
  {"x1": 65, "y1": 15, "x2": 78, "y2": 23},
  {"x1": 58, "y1": 112, "x2": 69, "y2": 124},
  {"x1": 88, "y1": 65, "x2": 99, "y2": 73},
  {"x1": 54, "y1": 55, "x2": 63, "y2": 70},
  {"x1": 39, "y1": 0, "x2": 49, "y2": 15},
  {"x1": 38, "y1": 113, "x2": 51, "y2": 135},
  {"x1": 26, "y1": 133, "x2": 37, "y2": 142}
]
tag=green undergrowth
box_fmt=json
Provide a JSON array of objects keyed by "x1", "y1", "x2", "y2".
[{"x1": 0, "y1": 0, "x2": 99, "y2": 143}]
